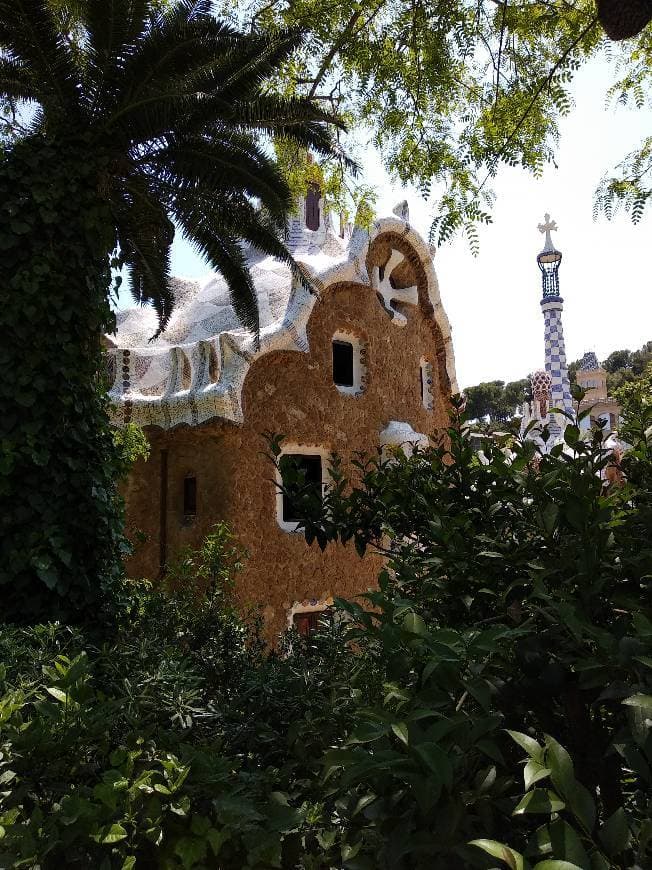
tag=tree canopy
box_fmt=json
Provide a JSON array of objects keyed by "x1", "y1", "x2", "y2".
[
  {"x1": 211, "y1": 0, "x2": 652, "y2": 245},
  {"x1": 0, "y1": 0, "x2": 345, "y2": 331}
]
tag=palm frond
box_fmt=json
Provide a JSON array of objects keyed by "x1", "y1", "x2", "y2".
[
  {"x1": 0, "y1": 0, "x2": 81, "y2": 121},
  {"x1": 176, "y1": 204, "x2": 260, "y2": 335},
  {"x1": 84, "y1": 0, "x2": 149, "y2": 117},
  {"x1": 214, "y1": 27, "x2": 304, "y2": 98},
  {"x1": 0, "y1": 55, "x2": 38, "y2": 103},
  {"x1": 138, "y1": 132, "x2": 293, "y2": 220},
  {"x1": 113, "y1": 175, "x2": 175, "y2": 327}
]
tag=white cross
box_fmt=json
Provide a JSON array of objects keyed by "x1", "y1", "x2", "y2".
[
  {"x1": 538, "y1": 213, "x2": 558, "y2": 235},
  {"x1": 538, "y1": 213, "x2": 558, "y2": 251}
]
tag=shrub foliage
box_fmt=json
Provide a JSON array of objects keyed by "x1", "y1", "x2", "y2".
[{"x1": 1, "y1": 398, "x2": 651, "y2": 868}]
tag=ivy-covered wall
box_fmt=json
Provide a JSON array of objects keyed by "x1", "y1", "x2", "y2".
[{"x1": 0, "y1": 136, "x2": 124, "y2": 620}]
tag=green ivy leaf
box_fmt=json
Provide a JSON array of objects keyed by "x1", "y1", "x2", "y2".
[{"x1": 174, "y1": 835, "x2": 207, "y2": 869}]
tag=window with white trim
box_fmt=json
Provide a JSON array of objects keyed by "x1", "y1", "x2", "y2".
[
  {"x1": 276, "y1": 446, "x2": 328, "y2": 532},
  {"x1": 332, "y1": 331, "x2": 366, "y2": 395}
]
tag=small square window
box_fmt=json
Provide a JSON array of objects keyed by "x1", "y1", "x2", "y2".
[
  {"x1": 293, "y1": 609, "x2": 332, "y2": 636},
  {"x1": 332, "y1": 340, "x2": 354, "y2": 387},
  {"x1": 280, "y1": 454, "x2": 323, "y2": 524},
  {"x1": 183, "y1": 476, "x2": 197, "y2": 516}
]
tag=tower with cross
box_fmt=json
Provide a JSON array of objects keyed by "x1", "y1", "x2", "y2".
[{"x1": 537, "y1": 214, "x2": 573, "y2": 427}]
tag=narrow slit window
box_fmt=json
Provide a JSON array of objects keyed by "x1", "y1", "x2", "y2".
[
  {"x1": 420, "y1": 358, "x2": 434, "y2": 410},
  {"x1": 183, "y1": 476, "x2": 197, "y2": 516},
  {"x1": 280, "y1": 454, "x2": 323, "y2": 524},
  {"x1": 305, "y1": 184, "x2": 321, "y2": 231},
  {"x1": 332, "y1": 340, "x2": 354, "y2": 387}
]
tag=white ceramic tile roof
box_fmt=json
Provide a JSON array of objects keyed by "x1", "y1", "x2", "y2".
[{"x1": 108, "y1": 203, "x2": 458, "y2": 429}]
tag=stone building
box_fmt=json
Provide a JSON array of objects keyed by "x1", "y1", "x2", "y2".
[
  {"x1": 575, "y1": 351, "x2": 621, "y2": 434},
  {"x1": 107, "y1": 200, "x2": 458, "y2": 638}
]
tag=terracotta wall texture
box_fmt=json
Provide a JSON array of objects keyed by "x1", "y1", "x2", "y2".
[{"x1": 122, "y1": 234, "x2": 452, "y2": 639}]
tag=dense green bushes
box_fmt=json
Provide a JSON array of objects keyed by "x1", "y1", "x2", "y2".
[{"x1": 1, "y1": 398, "x2": 651, "y2": 868}]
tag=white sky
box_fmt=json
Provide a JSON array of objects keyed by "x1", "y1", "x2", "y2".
[{"x1": 133, "y1": 55, "x2": 652, "y2": 390}]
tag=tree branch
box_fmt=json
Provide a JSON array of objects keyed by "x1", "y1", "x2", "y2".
[{"x1": 479, "y1": 12, "x2": 599, "y2": 191}]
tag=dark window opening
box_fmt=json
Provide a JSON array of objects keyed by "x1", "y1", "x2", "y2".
[
  {"x1": 305, "y1": 184, "x2": 321, "y2": 231},
  {"x1": 183, "y1": 476, "x2": 197, "y2": 516},
  {"x1": 293, "y1": 608, "x2": 332, "y2": 636},
  {"x1": 280, "y1": 454, "x2": 322, "y2": 523},
  {"x1": 332, "y1": 340, "x2": 354, "y2": 387}
]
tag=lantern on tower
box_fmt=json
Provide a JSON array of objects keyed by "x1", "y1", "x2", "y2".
[{"x1": 537, "y1": 213, "x2": 562, "y2": 299}]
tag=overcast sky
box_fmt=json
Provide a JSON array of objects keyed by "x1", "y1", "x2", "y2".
[{"x1": 130, "y1": 55, "x2": 652, "y2": 390}]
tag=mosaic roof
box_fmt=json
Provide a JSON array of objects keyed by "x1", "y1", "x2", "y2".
[
  {"x1": 577, "y1": 351, "x2": 600, "y2": 372},
  {"x1": 108, "y1": 203, "x2": 458, "y2": 429}
]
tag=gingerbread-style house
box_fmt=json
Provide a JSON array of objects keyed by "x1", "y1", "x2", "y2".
[{"x1": 107, "y1": 199, "x2": 458, "y2": 638}]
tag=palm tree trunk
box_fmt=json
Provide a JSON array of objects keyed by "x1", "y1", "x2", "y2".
[{"x1": 0, "y1": 136, "x2": 124, "y2": 622}]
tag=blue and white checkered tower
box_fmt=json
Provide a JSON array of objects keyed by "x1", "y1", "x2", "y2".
[{"x1": 537, "y1": 214, "x2": 573, "y2": 426}]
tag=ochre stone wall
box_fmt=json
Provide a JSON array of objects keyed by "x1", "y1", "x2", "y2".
[{"x1": 123, "y1": 235, "x2": 452, "y2": 640}]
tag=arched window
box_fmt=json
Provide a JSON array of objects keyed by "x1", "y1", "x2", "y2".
[{"x1": 305, "y1": 184, "x2": 321, "y2": 231}]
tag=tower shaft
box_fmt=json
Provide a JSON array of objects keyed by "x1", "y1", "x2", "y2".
[{"x1": 542, "y1": 297, "x2": 572, "y2": 416}]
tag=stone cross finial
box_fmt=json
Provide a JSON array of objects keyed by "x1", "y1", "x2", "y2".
[{"x1": 538, "y1": 213, "x2": 558, "y2": 252}]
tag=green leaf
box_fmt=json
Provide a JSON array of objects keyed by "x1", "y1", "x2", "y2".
[
  {"x1": 538, "y1": 819, "x2": 589, "y2": 867},
  {"x1": 622, "y1": 693, "x2": 652, "y2": 713},
  {"x1": 513, "y1": 789, "x2": 565, "y2": 815},
  {"x1": 207, "y1": 828, "x2": 230, "y2": 856},
  {"x1": 534, "y1": 862, "x2": 583, "y2": 870},
  {"x1": 352, "y1": 793, "x2": 377, "y2": 816},
  {"x1": 174, "y1": 836, "x2": 207, "y2": 869},
  {"x1": 391, "y1": 722, "x2": 409, "y2": 746},
  {"x1": 545, "y1": 736, "x2": 576, "y2": 798},
  {"x1": 121, "y1": 858, "x2": 136, "y2": 870},
  {"x1": 565, "y1": 781, "x2": 596, "y2": 834},
  {"x1": 402, "y1": 612, "x2": 427, "y2": 635},
  {"x1": 92, "y1": 823, "x2": 128, "y2": 844},
  {"x1": 524, "y1": 760, "x2": 552, "y2": 790},
  {"x1": 469, "y1": 839, "x2": 525, "y2": 869},
  {"x1": 413, "y1": 742, "x2": 452, "y2": 789},
  {"x1": 507, "y1": 730, "x2": 544, "y2": 762},
  {"x1": 45, "y1": 687, "x2": 67, "y2": 704},
  {"x1": 598, "y1": 807, "x2": 630, "y2": 856}
]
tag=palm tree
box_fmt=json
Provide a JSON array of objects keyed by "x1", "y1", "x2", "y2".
[{"x1": 0, "y1": 0, "x2": 344, "y2": 620}]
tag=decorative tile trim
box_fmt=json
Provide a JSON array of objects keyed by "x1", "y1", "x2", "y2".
[{"x1": 109, "y1": 215, "x2": 459, "y2": 429}]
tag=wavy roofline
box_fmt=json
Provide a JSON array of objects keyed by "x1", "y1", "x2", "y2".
[{"x1": 108, "y1": 215, "x2": 458, "y2": 430}]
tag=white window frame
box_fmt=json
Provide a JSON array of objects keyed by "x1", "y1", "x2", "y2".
[
  {"x1": 332, "y1": 330, "x2": 366, "y2": 396},
  {"x1": 275, "y1": 444, "x2": 330, "y2": 533}
]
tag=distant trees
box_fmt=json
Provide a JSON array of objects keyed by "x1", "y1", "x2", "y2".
[
  {"x1": 463, "y1": 378, "x2": 530, "y2": 424},
  {"x1": 467, "y1": 341, "x2": 652, "y2": 426}
]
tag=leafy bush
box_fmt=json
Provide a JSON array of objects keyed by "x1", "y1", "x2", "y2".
[{"x1": 1, "y1": 399, "x2": 651, "y2": 868}]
